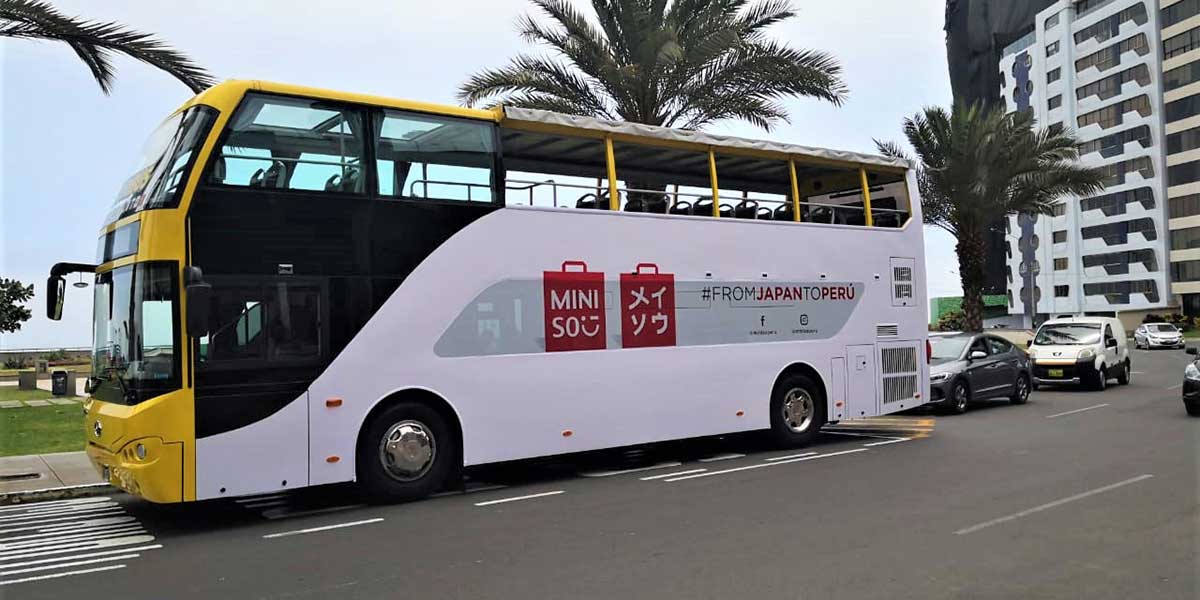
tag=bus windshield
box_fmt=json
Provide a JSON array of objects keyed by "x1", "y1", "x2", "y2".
[
  {"x1": 1034, "y1": 323, "x2": 1102, "y2": 345},
  {"x1": 91, "y1": 263, "x2": 180, "y2": 405},
  {"x1": 108, "y1": 105, "x2": 217, "y2": 221}
]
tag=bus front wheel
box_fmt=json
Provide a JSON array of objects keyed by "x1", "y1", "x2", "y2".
[
  {"x1": 358, "y1": 402, "x2": 456, "y2": 503},
  {"x1": 770, "y1": 374, "x2": 826, "y2": 448}
]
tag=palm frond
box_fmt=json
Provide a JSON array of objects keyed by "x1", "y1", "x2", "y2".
[{"x1": 0, "y1": 0, "x2": 214, "y2": 93}]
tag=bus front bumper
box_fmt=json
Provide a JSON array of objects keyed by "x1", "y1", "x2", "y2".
[{"x1": 87, "y1": 437, "x2": 185, "y2": 503}]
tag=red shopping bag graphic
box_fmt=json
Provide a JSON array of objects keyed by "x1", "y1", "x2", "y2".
[
  {"x1": 543, "y1": 261, "x2": 607, "y2": 352},
  {"x1": 620, "y1": 263, "x2": 676, "y2": 348}
]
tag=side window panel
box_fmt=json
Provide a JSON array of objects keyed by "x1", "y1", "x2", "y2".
[
  {"x1": 375, "y1": 109, "x2": 496, "y2": 202},
  {"x1": 199, "y1": 281, "x2": 322, "y2": 367},
  {"x1": 970, "y1": 338, "x2": 990, "y2": 356},
  {"x1": 987, "y1": 337, "x2": 1010, "y2": 355},
  {"x1": 211, "y1": 94, "x2": 365, "y2": 193}
]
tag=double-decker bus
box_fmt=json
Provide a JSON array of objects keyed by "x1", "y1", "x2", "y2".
[{"x1": 48, "y1": 80, "x2": 929, "y2": 503}]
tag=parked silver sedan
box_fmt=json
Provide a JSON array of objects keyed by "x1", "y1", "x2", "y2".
[
  {"x1": 928, "y1": 333, "x2": 1032, "y2": 414},
  {"x1": 1133, "y1": 323, "x2": 1185, "y2": 349}
]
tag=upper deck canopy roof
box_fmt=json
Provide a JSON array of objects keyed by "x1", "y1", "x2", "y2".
[{"x1": 500, "y1": 107, "x2": 911, "y2": 172}]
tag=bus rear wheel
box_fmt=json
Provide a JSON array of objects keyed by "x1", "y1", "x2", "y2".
[
  {"x1": 770, "y1": 374, "x2": 826, "y2": 448},
  {"x1": 358, "y1": 402, "x2": 456, "y2": 503}
]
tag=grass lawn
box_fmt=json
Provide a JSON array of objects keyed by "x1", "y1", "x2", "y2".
[
  {"x1": 0, "y1": 387, "x2": 57, "y2": 402},
  {"x1": 0, "y1": 405, "x2": 85, "y2": 457}
]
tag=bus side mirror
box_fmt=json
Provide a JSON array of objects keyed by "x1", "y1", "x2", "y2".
[
  {"x1": 46, "y1": 275, "x2": 65, "y2": 320},
  {"x1": 184, "y1": 266, "x2": 213, "y2": 338}
]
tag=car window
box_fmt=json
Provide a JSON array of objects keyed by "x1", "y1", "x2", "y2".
[
  {"x1": 987, "y1": 337, "x2": 1011, "y2": 355},
  {"x1": 1104, "y1": 325, "x2": 1116, "y2": 346},
  {"x1": 969, "y1": 338, "x2": 990, "y2": 356}
]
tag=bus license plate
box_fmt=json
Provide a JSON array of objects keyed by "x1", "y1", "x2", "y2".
[{"x1": 1048, "y1": 368, "x2": 1064, "y2": 378}]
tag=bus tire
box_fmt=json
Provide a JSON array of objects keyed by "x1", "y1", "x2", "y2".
[
  {"x1": 357, "y1": 401, "x2": 456, "y2": 503},
  {"x1": 769, "y1": 374, "x2": 826, "y2": 448}
]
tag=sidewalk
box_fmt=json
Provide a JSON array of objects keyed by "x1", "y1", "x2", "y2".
[
  {"x1": 0, "y1": 377, "x2": 89, "y2": 396},
  {"x1": 0, "y1": 451, "x2": 104, "y2": 495}
]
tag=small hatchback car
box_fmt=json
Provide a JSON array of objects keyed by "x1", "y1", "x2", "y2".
[
  {"x1": 1133, "y1": 323, "x2": 1184, "y2": 349},
  {"x1": 1027, "y1": 316, "x2": 1130, "y2": 390}
]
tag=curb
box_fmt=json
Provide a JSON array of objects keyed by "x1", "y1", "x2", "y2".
[{"x1": 0, "y1": 482, "x2": 114, "y2": 505}]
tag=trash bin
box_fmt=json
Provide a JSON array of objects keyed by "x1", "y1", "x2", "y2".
[{"x1": 51, "y1": 370, "x2": 69, "y2": 396}]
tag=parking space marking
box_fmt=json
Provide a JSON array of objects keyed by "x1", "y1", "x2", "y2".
[
  {"x1": 664, "y1": 448, "x2": 868, "y2": 482},
  {"x1": 1045, "y1": 404, "x2": 1109, "y2": 419},
  {"x1": 863, "y1": 437, "x2": 912, "y2": 447},
  {"x1": 474, "y1": 490, "x2": 564, "y2": 507},
  {"x1": 764, "y1": 451, "x2": 819, "y2": 462},
  {"x1": 955, "y1": 474, "x2": 1154, "y2": 535},
  {"x1": 697, "y1": 453, "x2": 745, "y2": 463},
  {"x1": 0, "y1": 563, "x2": 127, "y2": 586},
  {"x1": 261, "y1": 518, "x2": 383, "y2": 539}
]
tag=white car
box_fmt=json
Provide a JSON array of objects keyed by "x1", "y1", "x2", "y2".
[
  {"x1": 1133, "y1": 323, "x2": 1185, "y2": 349},
  {"x1": 1027, "y1": 316, "x2": 1130, "y2": 391}
]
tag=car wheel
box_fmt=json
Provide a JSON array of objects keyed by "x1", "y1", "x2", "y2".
[
  {"x1": 1116, "y1": 360, "x2": 1130, "y2": 385},
  {"x1": 357, "y1": 401, "x2": 457, "y2": 503},
  {"x1": 947, "y1": 380, "x2": 969, "y2": 414},
  {"x1": 769, "y1": 374, "x2": 826, "y2": 448},
  {"x1": 1187, "y1": 402, "x2": 1200, "y2": 417},
  {"x1": 1010, "y1": 375, "x2": 1030, "y2": 405},
  {"x1": 1093, "y1": 366, "x2": 1108, "y2": 391}
]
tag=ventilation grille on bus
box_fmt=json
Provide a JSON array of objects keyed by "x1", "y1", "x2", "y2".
[
  {"x1": 890, "y1": 257, "x2": 916, "y2": 307},
  {"x1": 879, "y1": 344, "x2": 920, "y2": 405},
  {"x1": 876, "y1": 324, "x2": 899, "y2": 338}
]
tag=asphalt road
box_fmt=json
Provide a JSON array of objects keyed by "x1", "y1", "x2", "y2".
[{"x1": 4, "y1": 348, "x2": 1197, "y2": 599}]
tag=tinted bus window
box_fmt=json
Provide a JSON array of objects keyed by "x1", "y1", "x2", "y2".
[
  {"x1": 211, "y1": 94, "x2": 366, "y2": 194},
  {"x1": 375, "y1": 109, "x2": 496, "y2": 203}
]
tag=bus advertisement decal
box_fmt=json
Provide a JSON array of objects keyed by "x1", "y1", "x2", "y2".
[
  {"x1": 543, "y1": 261, "x2": 607, "y2": 352},
  {"x1": 620, "y1": 263, "x2": 676, "y2": 348},
  {"x1": 434, "y1": 270, "x2": 863, "y2": 358}
]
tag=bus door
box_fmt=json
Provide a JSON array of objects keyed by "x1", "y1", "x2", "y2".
[
  {"x1": 845, "y1": 344, "x2": 879, "y2": 419},
  {"x1": 193, "y1": 276, "x2": 327, "y2": 498}
]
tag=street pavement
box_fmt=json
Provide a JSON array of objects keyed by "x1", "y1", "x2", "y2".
[{"x1": 2, "y1": 348, "x2": 1197, "y2": 599}]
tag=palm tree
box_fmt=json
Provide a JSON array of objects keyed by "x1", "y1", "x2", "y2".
[
  {"x1": 877, "y1": 103, "x2": 1106, "y2": 331},
  {"x1": 0, "y1": 0, "x2": 214, "y2": 94},
  {"x1": 458, "y1": 0, "x2": 847, "y2": 131}
]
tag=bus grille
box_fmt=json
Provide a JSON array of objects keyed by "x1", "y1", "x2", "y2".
[
  {"x1": 876, "y1": 324, "x2": 899, "y2": 338},
  {"x1": 879, "y1": 344, "x2": 920, "y2": 405},
  {"x1": 890, "y1": 258, "x2": 916, "y2": 307}
]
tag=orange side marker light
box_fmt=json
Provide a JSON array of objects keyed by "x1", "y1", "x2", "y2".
[
  {"x1": 326, "y1": 456, "x2": 340, "y2": 463},
  {"x1": 562, "y1": 430, "x2": 574, "y2": 437},
  {"x1": 735, "y1": 410, "x2": 745, "y2": 417},
  {"x1": 326, "y1": 398, "x2": 343, "y2": 408}
]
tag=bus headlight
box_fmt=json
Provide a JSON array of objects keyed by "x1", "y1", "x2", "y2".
[
  {"x1": 1078, "y1": 348, "x2": 1095, "y2": 360},
  {"x1": 1186, "y1": 364, "x2": 1200, "y2": 382}
]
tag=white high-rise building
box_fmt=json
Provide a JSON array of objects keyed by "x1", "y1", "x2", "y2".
[{"x1": 999, "y1": 0, "x2": 1171, "y2": 323}]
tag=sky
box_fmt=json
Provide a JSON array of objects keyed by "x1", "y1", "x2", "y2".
[{"x1": 0, "y1": 0, "x2": 960, "y2": 350}]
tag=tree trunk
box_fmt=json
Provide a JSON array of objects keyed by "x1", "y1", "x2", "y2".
[{"x1": 956, "y1": 231, "x2": 987, "y2": 332}]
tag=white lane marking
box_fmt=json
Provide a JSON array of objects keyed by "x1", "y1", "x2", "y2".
[
  {"x1": 0, "y1": 545, "x2": 161, "y2": 569},
  {"x1": 864, "y1": 437, "x2": 912, "y2": 447},
  {"x1": 698, "y1": 453, "x2": 745, "y2": 462},
  {"x1": 1167, "y1": 383, "x2": 1183, "y2": 390},
  {"x1": 0, "y1": 505, "x2": 121, "y2": 523},
  {"x1": 0, "y1": 497, "x2": 113, "y2": 514},
  {"x1": 0, "y1": 563, "x2": 126, "y2": 586},
  {"x1": 474, "y1": 490, "x2": 565, "y2": 507},
  {"x1": 665, "y1": 449, "x2": 868, "y2": 482},
  {"x1": 955, "y1": 474, "x2": 1154, "y2": 535},
  {"x1": 0, "y1": 523, "x2": 139, "y2": 543},
  {"x1": 822, "y1": 431, "x2": 902, "y2": 441},
  {"x1": 0, "y1": 527, "x2": 145, "y2": 550},
  {"x1": 0, "y1": 516, "x2": 136, "y2": 536},
  {"x1": 0, "y1": 500, "x2": 118, "y2": 516},
  {"x1": 261, "y1": 504, "x2": 366, "y2": 521},
  {"x1": 242, "y1": 500, "x2": 289, "y2": 509},
  {"x1": 1131, "y1": 371, "x2": 1145, "y2": 374},
  {"x1": 0, "y1": 553, "x2": 136, "y2": 576},
  {"x1": 0, "y1": 535, "x2": 156, "y2": 561},
  {"x1": 262, "y1": 518, "x2": 384, "y2": 539},
  {"x1": 1045, "y1": 403, "x2": 1110, "y2": 419},
  {"x1": 764, "y1": 451, "x2": 819, "y2": 462},
  {"x1": 430, "y1": 484, "x2": 509, "y2": 499},
  {"x1": 0, "y1": 509, "x2": 124, "y2": 527},
  {"x1": 639, "y1": 469, "x2": 707, "y2": 481},
  {"x1": 580, "y1": 461, "x2": 682, "y2": 478}
]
